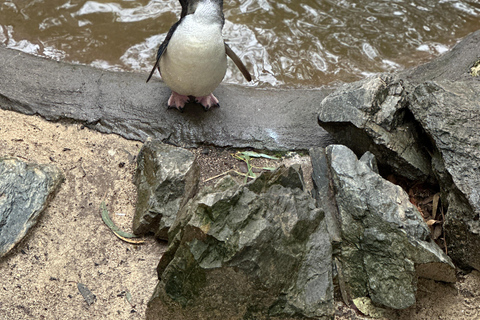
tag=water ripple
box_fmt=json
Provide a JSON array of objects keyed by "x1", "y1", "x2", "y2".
[{"x1": 1, "y1": 0, "x2": 480, "y2": 87}]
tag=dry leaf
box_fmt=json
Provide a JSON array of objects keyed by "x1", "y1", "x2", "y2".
[
  {"x1": 426, "y1": 219, "x2": 438, "y2": 226},
  {"x1": 409, "y1": 189, "x2": 416, "y2": 202},
  {"x1": 423, "y1": 214, "x2": 432, "y2": 221},
  {"x1": 432, "y1": 193, "x2": 440, "y2": 220},
  {"x1": 100, "y1": 202, "x2": 146, "y2": 244},
  {"x1": 416, "y1": 205, "x2": 424, "y2": 216},
  {"x1": 433, "y1": 225, "x2": 442, "y2": 240},
  {"x1": 419, "y1": 195, "x2": 435, "y2": 205}
]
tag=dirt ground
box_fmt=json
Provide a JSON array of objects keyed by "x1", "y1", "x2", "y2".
[{"x1": 0, "y1": 109, "x2": 479, "y2": 320}]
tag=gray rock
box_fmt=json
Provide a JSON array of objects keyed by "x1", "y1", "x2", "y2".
[
  {"x1": 317, "y1": 30, "x2": 480, "y2": 182},
  {"x1": 402, "y1": 30, "x2": 480, "y2": 84},
  {"x1": 409, "y1": 80, "x2": 480, "y2": 269},
  {"x1": 309, "y1": 147, "x2": 342, "y2": 247},
  {"x1": 77, "y1": 283, "x2": 97, "y2": 306},
  {"x1": 359, "y1": 151, "x2": 378, "y2": 174},
  {"x1": 324, "y1": 145, "x2": 455, "y2": 309},
  {"x1": 133, "y1": 140, "x2": 200, "y2": 240},
  {"x1": 316, "y1": 30, "x2": 480, "y2": 271},
  {"x1": 318, "y1": 74, "x2": 433, "y2": 182},
  {"x1": 0, "y1": 45, "x2": 334, "y2": 151},
  {"x1": 0, "y1": 157, "x2": 64, "y2": 258},
  {"x1": 146, "y1": 166, "x2": 334, "y2": 320}
]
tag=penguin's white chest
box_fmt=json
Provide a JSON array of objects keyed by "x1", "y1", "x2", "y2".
[{"x1": 160, "y1": 16, "x2": 227, "y2": 97}]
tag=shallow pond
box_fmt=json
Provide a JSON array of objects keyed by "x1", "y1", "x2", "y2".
[{"x1": 1, "y1": 0, "x2": 479, "y2": 87}]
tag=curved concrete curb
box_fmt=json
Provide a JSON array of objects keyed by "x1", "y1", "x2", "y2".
[{"x1": 0, "y1": 46, "x2": 334, "y2": 151}]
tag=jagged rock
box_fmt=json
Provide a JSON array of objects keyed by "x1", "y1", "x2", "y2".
[
  {"x1": 409, "y1": 80, "x2": 480, "y2": 270},
  {"x1": 402, "y1": 30, "x2": 480, "y2": 84},
  {"x1": 316, "y1": 145, "x2": 455, "y2": 310},
  {"x1": 309, "y1": 147, "x2": 342, "y2": 248},
  {"x1": 310, "y1": 148, "x2": 379, "y2": 250},
  {"x1": 359, "y1": 151, "x2": 379, "y2": 173},
  {"x1": 0, "y1": 157, "x2": 64, "y2": 258},
  {"x1": 316, "y1": 31, "x2": 480, "y2": 271},
  {"x1": 146, "y1": 166, "x2": 334, "y2": 320},
  {"x1": 133, "y1": 140, "x2": 200, "y2": 240},
  {"x1": 317, "y1": 74, "x2": 433, "y2": 182}
]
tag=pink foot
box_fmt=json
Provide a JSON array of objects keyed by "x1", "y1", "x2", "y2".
[
  {"x1": 195, "y1": 93, "x2": 220, "y2": 111},
  {"x1": 167, "y1": 92, "x2": 190, "y2": 111}
]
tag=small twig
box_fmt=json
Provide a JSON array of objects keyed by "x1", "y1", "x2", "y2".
[
  {"x1": 432, "y1": 193, "x2": 440, "y2": 220},
  {"x1": 204, "y1": 169, "x2": 254, "y2": 183},
  {"x1": 232, "y1": 152, "x2": 257, "y2": 183},
  {"x1": 204, "y1": 151, "x2": 280, "y2": 185},
  {"x1": 204, "y1": 170, "x2": 235, "y2": 182},
  {"x1": 335, "y1": 258, "x2": 350, "y2": 306},
  {"x1": 441, "y1": 206, "x2": 448, "y2": 255}
]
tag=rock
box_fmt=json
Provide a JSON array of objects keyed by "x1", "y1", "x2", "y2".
[
  {"x1": 359, "y1": 151, "x2": 378, "y2": 173},
  {"x1": 133, "y1": 140, "x2": 200, "y2": 240},
  {"x1": 316, "y1": 30, "x2": 480, "y2": 271},
  {"x1": 409, "y1": 80, "x2": 480, "y2": 269},
  {"x1": 309, "y1": 147, "x2": 342, "y2": 247},
  {"x1": 77, "y1": 283, "x2": 97, "y2": 306},
  {"x1": 0, "y1": 157, "x2": 64, "y2": 258},
  {"x1": 317, "y1": 74, "x2": 433, "y2": 182},
  {"x1": 146, "y1": 166, "x2": 334, "y2": 320},
  {"x1": 402, "y1": 30, "x2": 480, "y2": 84},
  {"x1": 321, "y1": 145, "x2": 455, "y2": 309},
  {"x1": 352, "y1": 297, "x2": 387, "y2": 319},
  {"x1": 0, "y1": 45, "x2": 334, "y2": 151}
]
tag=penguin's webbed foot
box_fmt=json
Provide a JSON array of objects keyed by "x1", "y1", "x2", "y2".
[
  {"x1": 167, "y1": 92, "x2": 190, "y2": 111},
  {"x1": 195, "y1": 94, "x2": 220, "y2": 111}
]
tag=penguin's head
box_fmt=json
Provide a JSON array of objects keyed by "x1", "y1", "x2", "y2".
[{"x1": 182, "y1": 0, "x2": 224, "y2": 17}]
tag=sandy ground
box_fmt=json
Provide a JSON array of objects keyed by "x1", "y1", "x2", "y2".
[
  {"x1": 0, "y1": 109, "x2": 479, "y2": 320},
  {"x1": 0, "y1": 109, "x2": 167, "y2": 319}
]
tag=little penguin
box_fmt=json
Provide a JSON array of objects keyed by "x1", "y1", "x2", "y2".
[{"x1": 147, "y1": 0, "x2": 252, "y2": 111}]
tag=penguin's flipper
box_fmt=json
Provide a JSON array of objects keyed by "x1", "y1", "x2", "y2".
[
  {"x1": 146, "y1": 21, "x2": 182, "y2": 83},
  {"x1": 225, "y1": 43, "x2": 252, "y2": 82}
]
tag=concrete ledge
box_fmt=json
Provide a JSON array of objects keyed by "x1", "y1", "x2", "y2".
[{"x1": 0, "y1": 46, "x2": 333, "y2": 151}]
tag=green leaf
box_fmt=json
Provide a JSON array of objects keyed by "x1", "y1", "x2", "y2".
[
  {"x1": 239, "y1": 151, "x2": 279, "y2": 160},
  {"x1": 100, "y1": 202, "x2": 145, "y2": 244},
  {"x1": 261, "y1": 167, "x2": 277, "y2": 171}
]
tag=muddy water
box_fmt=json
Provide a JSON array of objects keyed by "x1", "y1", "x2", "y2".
[{"x1": 1, "y1": 0, "x2": 479, "y2": 87}]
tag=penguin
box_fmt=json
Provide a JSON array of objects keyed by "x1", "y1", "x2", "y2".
[{"x1": 147, "y1": 0, "x2": 252, "y2": 111}]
